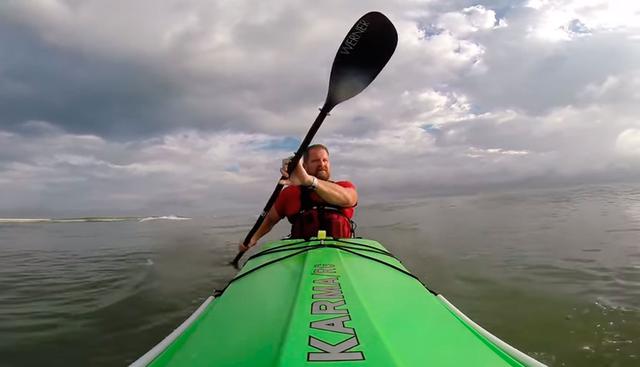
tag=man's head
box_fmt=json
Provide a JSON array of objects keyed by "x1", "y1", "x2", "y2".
[{"x1": 303, "y1": 144, "x2": 331, "y2": 180}]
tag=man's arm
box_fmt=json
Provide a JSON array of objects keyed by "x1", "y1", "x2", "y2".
[
  {"x1": 313, "y1": 180, "x2": 357, "y2": 208},
  {"x1": 279, "y1": 159, "x2": 357, "y2": 208},
  {"x1": 239, "y1": 207, "x2": 282, "y2": 251}
]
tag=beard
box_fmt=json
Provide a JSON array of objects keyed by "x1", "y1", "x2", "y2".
[{"x1": 314, "y1": 168, "x2": 331, "y2": 181}]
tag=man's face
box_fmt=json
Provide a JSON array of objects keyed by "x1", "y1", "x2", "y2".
[{"x1": 303, "y1": 148, "x2": 331, "y2": 180}]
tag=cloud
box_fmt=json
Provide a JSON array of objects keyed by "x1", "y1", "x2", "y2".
[
  {"x1": 435, "y1": 5, "x2": 505, "y2": 37},
  {"x1": 0, "y1": 121, "x2": 301, "y2": 214},
  {"x1": 0, "y1": 1, "x2": 364, "y2": 138},
  {"x1": 1, "y1": 0, "x2": 640, "y2": 214},
  {"x1": 525, "y1": 0, "x2": 640, "y2": 40},
  {"x1": 616, "y1": 129, "x2": 640, "y2": 157}
]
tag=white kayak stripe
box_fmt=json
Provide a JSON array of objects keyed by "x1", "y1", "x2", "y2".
[
  {"x1": 130, "y1": 296, "x2": 215, "y2": 367},
  {"x1": 437, "y1": 295, "x2": 547, "y2": 367}
]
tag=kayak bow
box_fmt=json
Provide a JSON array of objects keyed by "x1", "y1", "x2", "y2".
[{"x1": 133, "y1": 237, "x2": 546, "y2": 366}]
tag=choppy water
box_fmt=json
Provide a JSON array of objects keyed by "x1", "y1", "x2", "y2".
[{"x1": 1, "y1": 185, "x2": 639, "y2": 366}]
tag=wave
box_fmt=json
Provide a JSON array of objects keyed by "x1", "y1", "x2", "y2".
[{"x1": 138, "y1": 215, "x2": 192, "y2": 222}]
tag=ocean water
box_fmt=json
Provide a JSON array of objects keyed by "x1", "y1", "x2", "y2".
[{"x1": 0, "y1": 185, "x2": 639, "y2": 366}]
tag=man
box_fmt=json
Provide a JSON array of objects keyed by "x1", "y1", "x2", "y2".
[{"x1": 239, "y1": 144, "x2": 357, "y2": 252}]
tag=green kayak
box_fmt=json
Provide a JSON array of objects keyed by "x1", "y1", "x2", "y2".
[{"x1": 132, "y1": 236, "x2": 545, "y2": 366}]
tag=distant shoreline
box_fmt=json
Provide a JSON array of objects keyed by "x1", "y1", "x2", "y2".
[{"x1": 0, "y1": 216, "x2": 192, "y2": 224}]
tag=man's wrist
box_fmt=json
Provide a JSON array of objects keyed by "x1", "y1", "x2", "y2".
[{"x1": 306, "y1": 176, "x2": 318, "y2": 190}]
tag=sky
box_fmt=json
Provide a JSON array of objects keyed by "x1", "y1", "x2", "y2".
[{"x1": 1, "y1": 0, "x2": 640, "y2": 216}]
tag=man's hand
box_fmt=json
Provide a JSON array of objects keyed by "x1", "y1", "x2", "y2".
[
  {"x1": 279, "y1": 157, "x2": 312, "y2": 186},
  {"x1": 239, "y1": 237, "x2": 257, "y2": 252}
]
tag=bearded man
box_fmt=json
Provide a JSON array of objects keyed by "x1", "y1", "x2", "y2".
[{"x1": 239, "y1": 144, "x2": 357, "y2": 251}]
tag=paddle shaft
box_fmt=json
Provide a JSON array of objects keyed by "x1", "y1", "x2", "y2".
[
  {"x1": 230, "y1": 104, "x2": 333, "y2": 267},
  {"x1": 230, "y1": 11, "x2": 398, "y2": 268}
]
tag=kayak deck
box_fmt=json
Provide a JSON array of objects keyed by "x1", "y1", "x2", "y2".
[{"x1": 134, "y1": 238, "x2": 544, "y2": 366}]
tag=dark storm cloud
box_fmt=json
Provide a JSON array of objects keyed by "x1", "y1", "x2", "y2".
[{"x1": 0, "y1": 21, "x2": 183, "y2": 139}]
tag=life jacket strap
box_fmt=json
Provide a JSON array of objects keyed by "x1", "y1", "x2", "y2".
[{"x1": 289, "y1": 186, "x2": 357, "y2": 239}]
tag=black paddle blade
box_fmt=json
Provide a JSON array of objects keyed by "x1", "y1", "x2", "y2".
[{"x1": 325, "y1": 11, "x2": 398, "y2": 109}]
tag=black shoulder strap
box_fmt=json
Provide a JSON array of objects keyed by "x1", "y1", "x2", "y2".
[
  {"x1": 300, "y1": 186, "x2": 314, "y2": 210},
  {"x1": 297, "y1": 184, "x2": 357, "y2": 237}
]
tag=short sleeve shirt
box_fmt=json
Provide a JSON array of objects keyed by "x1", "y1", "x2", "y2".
[{"x1": 274, "y1": 181, "x2": 356, "y2": 220}]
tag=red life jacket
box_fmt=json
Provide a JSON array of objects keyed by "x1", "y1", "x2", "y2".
[{"x1": 288, "y1": 187, "x2": 355, "y2": 239}]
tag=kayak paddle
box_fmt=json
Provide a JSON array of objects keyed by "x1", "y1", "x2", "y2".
[{"x1": 230, "y1": 11, "x2": 398, "y2": 269}]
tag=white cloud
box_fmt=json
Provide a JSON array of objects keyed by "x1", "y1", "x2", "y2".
[
  {"x1": 399, "y1": 89, "x2": 474, "y2": 125},
  {"x1": 578, "y1": 72, "x2": 640, "y2": 105},
  {"x1": 0, "y1": 125, "x2": 302, "y2": 214},
  {"x1": 466, "y1": 147, "x2": 530, "y2": 158},
  {"x1": 436, "y1": 5, "x2": 503, "y2": 37},
  {"x1": 616, "y1": 129, "x2": 640, "y2": 157},
  {"x1": 525, "y1": 0, "x2": 640, "y2": 41}
]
